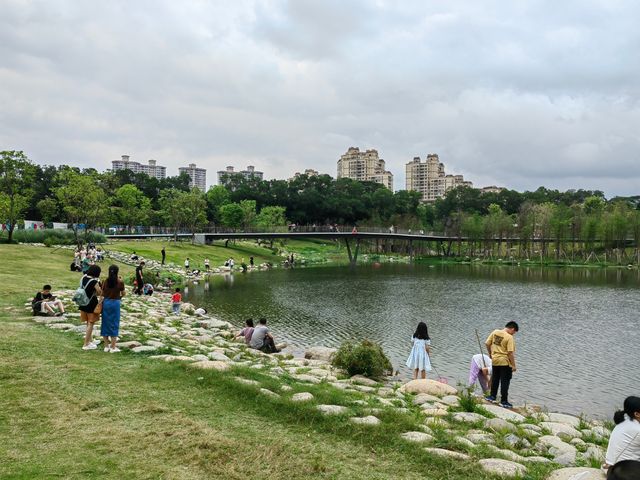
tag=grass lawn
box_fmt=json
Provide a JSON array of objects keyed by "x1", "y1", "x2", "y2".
[{"x1": 0, "y1": 244, "x2": 548, "y2": 479}]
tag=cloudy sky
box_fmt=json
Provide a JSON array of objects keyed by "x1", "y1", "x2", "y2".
[{"x1": 1, "y1": 0, "x2": 639, "y2": 196}]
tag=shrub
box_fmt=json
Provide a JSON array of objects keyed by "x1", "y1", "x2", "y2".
[
  {"x1": 11, "y1": 229, "x2": 106, "y2": 245},
  {"x1": 331, "y1": 340, "x2": 392, "y2": 379}
]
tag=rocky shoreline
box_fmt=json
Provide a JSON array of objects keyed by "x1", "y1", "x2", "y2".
[{"x1": 26, "y1": 285, "x2": 613, "y2": 480}]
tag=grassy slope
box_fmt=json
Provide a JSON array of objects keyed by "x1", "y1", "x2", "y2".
[{"x1": 0, "y1": 243, "x2": 502, "y2": 480}]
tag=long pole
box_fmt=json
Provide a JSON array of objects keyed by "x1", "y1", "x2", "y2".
[{"x1": 475, "y1": 329, "x2": 488, "y2": 369}]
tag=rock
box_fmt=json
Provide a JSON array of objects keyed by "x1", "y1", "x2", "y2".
[
  {"x1": 307, "y1": 368, "x2": 336, "y2": 380},
  {"x1": 541, "y1": 422, "x2": 582, "y2": 440},
  {"x1": 504, "y1": 433, "x2": 523, "y2": 447},
  {"x1": 131, "y1": 345, "x2": 158, "y2": 353},
  {"x1": 260, "y1": 388, "x2": 280, "y2": 398},
  {"x1": 424, "y1": 448, "x2": 470, "y2": 461},
  {"x1": 552, "y1": 451, "x2": 577, "y2": 466},
  {"x1": 523, "y1": 456, "x2": 552, "y2": 463},
  {"x1": 158, "y1": 355, "x2": 194, "y2": 362},
  {"x1": 485, "y1": 417, "x2": 517, "y2": 432},
  {"x1": 189, "y1": 360, "x2": 230, "y2": 371},
  {"x1": 349, "y1": 375, "x2": 378, "y2": 387},
  {"x1": 400, "y1": 431, "x2": 434, "y2": 443},
  {"x1": 481, "y1": 404, "x2": 526, "y2": 422},
  {"x1": 478, "y1": 459, "x2": 526, "y2": 477},
  {"x1": 537, "y1": 435, "x2": 577, "y2": 455},
  {"x1": 304, "y1": 346, "x2": 337, "y2": 362},
  {"x1": 146, "y1": 340, "x2": 165, "y2": 347},
  {"x1": 452, "y1": 412, "x2": 485, "y2": 424},
  {"x1": 456, "y1": 437, "x2": 475, "y2": 449},
  {"x1": 291, "y1": 392, "x2": 314, "y2": 402},
  {"x1": 424, "y1": 417, "x2": 448, "y2": 427},
  {"x1": 547, "y1": 413, "x2": 582, "y2": 428},
  {"x1": 521, "y1": 423, "x2": 543, "y2": 433},
  {"x1": 590, "y1": 426, "x2": 610, "y2": 439},
  {"x1": 377, "y1": 387, "x2": 394, "y2": 397},
  {"x1": 117, "y1": 341, "x2": 142, "y2": 350},
  {"x1": 413, "y1": 393, "x2": 441, "y2": 405},
  {"x1": 440, "y1": 395, "x2": 460, "y2": 406},
  {"x1": 546, "y1": 467, "x2": 605, "y2": 480},
  {"x1": 421, "y1": 408, "x2": 448, "y2": 417},
  {"x1": 191, "y1": 354, "x2": 209, "y2": 362},
  {"x1": 486, "y1": 445, "x2": 525, "y2": 462},
  {"x1": 582, "y1": 445, "x2": 605, "y2": 463},
  {"x1": 352, "y1": 385, "x2": 375, "y2": 393},
  {"x1": 399, "y1": 379, "x2": 457, "y2": 396},
  {"x1": 317, "y1": 404, "x2": 348, "y2": 415},
  {"x1": 281, "y1": 385, "x2": 293, "y2": 392},
  {"x1": 466, "y1": 433, "x2": 495, "y2": 445},
  {"x1": 207, "y1": 351, "x2": 231, "y2": 362},
  {"x1": 350, "y1": 416, "x2": 380, "y2": 426},
  {"x1": 292, "y1": 374, "x2": 322, "y2": 384},
  {"x1": 570, "y1": 438, "x2": 586, "y2": 446}
]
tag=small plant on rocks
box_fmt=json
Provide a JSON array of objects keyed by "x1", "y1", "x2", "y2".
[{"x1": 331, "y1": 340, "x2": 392, "y2": 379}]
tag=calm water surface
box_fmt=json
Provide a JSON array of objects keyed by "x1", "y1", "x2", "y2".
[{"x1": 184, "y1": 264, "x2": 640, "y2": 418}]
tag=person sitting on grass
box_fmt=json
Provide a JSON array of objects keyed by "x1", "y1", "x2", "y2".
[
  {"x1": 248, "y1": 318, "x2": 280, "y2": 353},
  {"x1": 32, "y1": 285, "x2": 65, "y2": 316}
]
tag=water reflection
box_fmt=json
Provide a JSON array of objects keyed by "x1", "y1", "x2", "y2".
[{"x1": 185, "y1": 264, "x2": 640, "y2": 418}]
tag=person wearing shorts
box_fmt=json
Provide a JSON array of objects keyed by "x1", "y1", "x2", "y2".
[{"x1": 80, "y1": 265, "x2": 102, "y2": 350}]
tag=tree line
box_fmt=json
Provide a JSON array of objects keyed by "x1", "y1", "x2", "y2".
[{"x1": 2, "y1": 150, "x2": 639, "y2": 258}]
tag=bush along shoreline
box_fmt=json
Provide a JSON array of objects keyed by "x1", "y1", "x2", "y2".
[{"x1": 26, "y1": 286, "x2": 613, "y2": 480}]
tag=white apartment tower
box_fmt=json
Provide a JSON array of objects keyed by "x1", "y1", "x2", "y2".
[
  {"x1": 179, "y1": 163, "x2": 207, "y2": 191},
  {"x1": 405, "y1": 154, "x2": 473, "y2": 202},
  {"x1": 217, "y1": 165, "x2": 264, "y2": 185},
  {"x1": 111, "y1": 155, "x2": 167, "y2": 180},
  {"x1": 337, "y1": 147, "x2": 394, "y2": 191}
]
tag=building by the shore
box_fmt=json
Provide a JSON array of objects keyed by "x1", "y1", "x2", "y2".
[
  {"x1": 337, "y1": 147, "x2": 394, "y2": 191},
  {"x1": 405, "y1": 154, "x2": 472, "y2": 202},
  {"x1": 179, "y1": 163, "x2": 207, "y2": 191},
  {"x1": 111, "y1": 155, "x2": 166, "y2": 180},
  {"x1": 217, "y1": 165, "x2": 264, "y2": 185}
]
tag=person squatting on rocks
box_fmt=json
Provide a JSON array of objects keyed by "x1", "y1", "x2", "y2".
[
  {"x1": 171, "y1": 288, "x2": 182, "y2": 315},
  {"x1": 406, "y1": 321, "x2": 432, "y2": 380},
  {"x1": 485, "y1": 321, "x2": 519, "y2": 409},
  {"x1": 100, "y1": 265, "x2": 125, "y2": 353},
  {"x1": 468, "y1": 353, "x2": 492, "y2": 394},
  {"x1": 236, "y1": 319, "x2": 254, "y2": 345},
  {"x1": 134, "y1": 261, "x2": 145, "y2": 295},
  {"x1": 604, "y1": 396, "x2": 640, "y2": 472},
  {"x1": 32, "y1": 285, "x2": 65, "y2": 316},
  {"x1": 78, "y1": 265, "x2": 102, "y2": 350},
  {"x1": 249, "y1": 318, "x2": 280, "y2": 353}
]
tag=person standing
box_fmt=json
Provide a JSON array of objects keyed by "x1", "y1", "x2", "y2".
[
  {"x1": 134, "y1": 261, "x2": 144, "y2": 295},
  {"x1": 204, "y1": 258, "x2": 210, "y2": 271},
  {"x1": 184, "y1": 257, "x2": 190, "y2": 272},
  {"x1": 171, "y1": 288, "x2": 182, "y2": 315},
  {"x1": 100, "y1": 265, "x2": 125, "y2": 353},
  {"x1": 249, "y1": 256, "x2": 254, "y2": 267},
  {"x1": 406, "y1": 321, "x2": 432, "y2": 379},
  {"x1": 161, "y1": 246, "x2": 166, "y2": 265},
  {"x1": 79, "y1": 265, "x2": 102, "y2": 350},
  {"x1": 485, "y1": 321, "x2": 519, "y2": 408}
]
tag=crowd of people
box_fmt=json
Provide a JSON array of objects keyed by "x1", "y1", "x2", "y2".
[{"x1": 71, "y1": 243, "x2": 103, "y2": 273}]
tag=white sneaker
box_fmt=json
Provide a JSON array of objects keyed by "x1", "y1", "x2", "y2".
[
  {"x1": 82, "y1": 343, "x2": 97, "y2": 350},
  {"x1": 91, "y1": 339, "x2": 101, "y2": 345},
  {"x1": 104, "y1": 346, "x2": 111, "y2": 352},
  {"x1": 109, "y1": 347, "x2": 121, "y2": 353}
]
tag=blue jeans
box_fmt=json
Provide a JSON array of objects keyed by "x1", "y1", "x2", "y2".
[{"x1": 172, "y1": 303, "x2": 180, "y2": 314}]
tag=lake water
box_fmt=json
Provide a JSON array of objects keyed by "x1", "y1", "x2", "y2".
[{"x1": 184, "y1": 263, "x2": 640, "y2": 418}]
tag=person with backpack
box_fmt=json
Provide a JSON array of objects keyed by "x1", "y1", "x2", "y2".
[{"x1": 75, "y1": 265, "x2": 102, "y2": 350}]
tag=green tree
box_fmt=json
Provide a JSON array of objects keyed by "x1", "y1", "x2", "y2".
[
  {"x1": 54, "y1": 170, "x2": 108, "y2": 243},
  {"x1": 255, "y1": 206, "x2": 288, "y2": 231},
  {"x1": 239, "y1": 199, "x2": 257, "y2": 230},
  {"x1": 0, "y1": 151, "x2": 36, "y2": 243},
  {"x1": 218, "y1": 203, "x2": 244, "y2": 230},
  {"x1": 36, "y1": 197, "x2": 59, "y2": 225},
  {"x1": 113, "y1": 184, "x2": 151, "y2": 230},
  {"x1": 159, "y1": 188, "x2": 207, "y2": 241},
  {"x1": 206, "y1": 185, "x2": 231, "y2": 223}
]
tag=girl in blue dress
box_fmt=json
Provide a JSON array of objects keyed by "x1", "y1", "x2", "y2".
[{"x1": 406, "y1": 321, "x2": 432, "y2": 379}]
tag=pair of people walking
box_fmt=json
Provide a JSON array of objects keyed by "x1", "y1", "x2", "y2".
[
  {"x1": 405, "y1": 320, "x2": 520, "y2": 409},
  {"x1": 78, "y1": 264, "x2": 125, "y2": 352}
]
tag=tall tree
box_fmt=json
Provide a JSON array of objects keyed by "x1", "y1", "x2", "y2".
[
  {"x1": 0, "y1": 151, "x2": 36, "y2": 243},
  {"x1": 113, "y1": 184, "x2": 151, "y2": 230}
]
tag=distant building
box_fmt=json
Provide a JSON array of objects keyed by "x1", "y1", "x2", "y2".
[
  {"x1": 480, "y1": 185, "x2": 505, "y2": 194},
  {"x1": 337, "y1": 147, "x2": 394, "y2": 191},
  {"x1": 405, "y1": 154, "x2": 472, "y2": 202},
  {"x1": 291, "y1": 168, "x2": 320, "y2": 180},
  {"x1": 179, "y1": 163, "x2": 207, "y2": 191},
  {"x1": 217, "y1": 165, "x2": 264, "y2": 185},
  {"x1": 111, "y1": 155, "x2": 166, "y2": 180}
]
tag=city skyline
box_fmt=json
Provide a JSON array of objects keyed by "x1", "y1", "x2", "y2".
[{"x1": 2, "y1": 2, "x2": 640, "y2": 196}]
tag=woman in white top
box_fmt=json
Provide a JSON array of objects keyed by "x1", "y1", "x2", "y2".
[
  {"x1": 406, "y1": 321, "x2": 432, "y2": 379},
  {"x1": 605, "y1": 396, "x2": 640, "y2": 469}
]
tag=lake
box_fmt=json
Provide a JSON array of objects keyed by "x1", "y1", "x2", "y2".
[{"x1": 184, "y1": 263, "x2": 640, "y2": 418}]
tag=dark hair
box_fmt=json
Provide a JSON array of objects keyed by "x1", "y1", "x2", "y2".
[
  {"x1": 505, "y1": 321, "x2": 519, "y2": 332},
  {"x1": 86, "y1": 265, "x2": 101, "y2": 278},
  {"x1": 258, "y1": 318, "x2": 267, "y2": 325},
  {"x1": 246, "y1": 319, "x2": 254, "y2": 327},
  {"x1": 607, "y1": 460, "x2": 640, "y2": 480},
  {"x1": 107, "y1": 265, "x2": 119, "y2": 288},
  {"x1": 614, "y1": 396, "x2": 640, "y2": 425},
  {"x1": 175, "y1": 287, "x2": 181, "y2": 292},
  {"x1": 43, "y1": 284, "x2": 51, "y2": 290},
  {"x1": 413, "y1": 321, "x2": 430, "y2": 340}
]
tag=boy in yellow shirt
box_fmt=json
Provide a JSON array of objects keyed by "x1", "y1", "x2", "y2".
[{"x1": 485, "y1": 321, "x2": 519, "y2": 409}]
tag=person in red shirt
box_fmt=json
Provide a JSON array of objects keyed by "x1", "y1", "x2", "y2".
[{"x1": 171, "y1": 288, "x2": 182, "y2": 315}]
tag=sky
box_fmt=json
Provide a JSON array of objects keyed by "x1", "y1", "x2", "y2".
[{"x1": 1, "y1": 0, "x2": 639, "y2": 197}]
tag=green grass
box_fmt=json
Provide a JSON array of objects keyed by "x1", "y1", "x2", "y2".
[{"x1": 0, "y1": 243, "x2": 557, "y2": 479}]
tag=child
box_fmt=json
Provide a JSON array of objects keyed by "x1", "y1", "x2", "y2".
[
  {"x1": 32, "y1": 284, "x2": 65, "y2": 316},
  {"x1": 204, "y1": 258, "x2": 210, "y2": 271},
  {"x1": 406, "y1": 321, "x2": 432, "y2": 379},
  {"x1": 468, "y1": 353, "x2": 492, "y2": 394},
  {"x1": 184, "y1": 258, "x2": 190, "y2": 271},
  {"x1": 171, "y1": 288, "x2": 182, "y2": 315}
]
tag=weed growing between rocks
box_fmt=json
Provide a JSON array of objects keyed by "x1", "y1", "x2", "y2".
[{"x1": 331, "y1": 340, "x2": 392, "y2": 378}]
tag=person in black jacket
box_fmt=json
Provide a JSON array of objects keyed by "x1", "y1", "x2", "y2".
[{"x1": 32, "y1": 285, "x2": 65, "y2": 316}]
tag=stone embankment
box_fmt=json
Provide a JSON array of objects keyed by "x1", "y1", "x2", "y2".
[{"x1": 28, "y1": 290, "x2": 611, "y2": 479}]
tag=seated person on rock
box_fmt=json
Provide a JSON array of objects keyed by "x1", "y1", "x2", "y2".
[
  {"x1": 32, "y1": 285, "x2": 65, "y2": 316},
  {"x1": 604, "y1": 396, "x2": 640, "y2": 471},
  {"x1": 236, "y1": 319, "x2": 254, "y2": 345},
  {"x1": 248, "y1": 318, "x2": 279, "y2": 353}
]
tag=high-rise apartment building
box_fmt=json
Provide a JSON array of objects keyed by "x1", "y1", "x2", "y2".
[
  {"x1": 337, "y1": 147, "x2": 394, "y2": 191},
  {"x1": 179, "y1": 163, "x2": 207, "y2": 191},
  {"x1": 111, "y1": 155, "x2": 167, "y2": 180},
  {"x1": 217, "y1": 165, "x2": 264, "y2": 185},
  {"x1": 405, "y1": 154, "x2": 473, "y2": 202}
]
